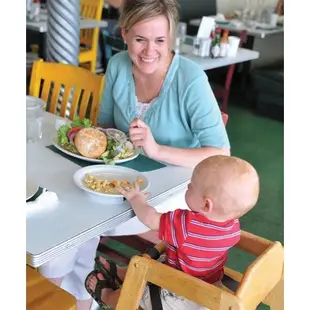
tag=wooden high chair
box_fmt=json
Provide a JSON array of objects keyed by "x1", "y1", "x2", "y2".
[
  {"x1": 116, "y1": 230, "x2": 284, "y2": 310},
  {"x1": 79, "y1": 0, "x2": 104, "y2": 72},
  {"x1": 29, "y1": 59, "x2": 104, "y2": 125}
]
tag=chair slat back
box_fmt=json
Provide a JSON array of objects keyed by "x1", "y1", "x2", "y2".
[
  {"x1": 29, "y1": 59, "x2": 104, "y2": 125},
  {"x1": 116, "y1": 256, "x2": 244, "y2": 310},
  {"x1": 80, "y1": 0, "x2": 104, "y2": 46}
]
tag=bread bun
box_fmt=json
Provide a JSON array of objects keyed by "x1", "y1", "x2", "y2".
[{"x1": 74, "y1": 128, "x2": 107, "y2": 158}]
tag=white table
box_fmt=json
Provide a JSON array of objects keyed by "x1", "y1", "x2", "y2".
[
  {"x1": 26, "y1": 18, "x2": 108, "y2": 33},
  {"x1": 26, "y1": 113, "x2": 192, "y2": 267},
  {"x1": 188, "y1": 18, "x2": 281, "y2": 88},
  {"x1": 189, "y1": 18, "x2": 284, "y2": 39},
  {"x1": 181, "y1": 45, "x2": 259, "y2": 71}
]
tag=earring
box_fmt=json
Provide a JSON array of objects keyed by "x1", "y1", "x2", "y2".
[{"x1": 124, "y1": 40, "x2": 127, "y2": 44}]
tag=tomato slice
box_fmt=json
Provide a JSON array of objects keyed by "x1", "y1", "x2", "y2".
[{"x1": 67, "y1": 126, "x2": 83, "y2": 138}]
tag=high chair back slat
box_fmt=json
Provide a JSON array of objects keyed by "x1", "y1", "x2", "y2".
[
  {"x1": 116, "y1": 256, "x2": 244, "y2": 310},
  {"x1": 235, "y1": 241, "x2": 284, "y2": 309},
  {"x1": 116, "y1": 230, "x2": 284, "y2": 310},
  {"x1": 263, "y1": 274, "x2": 284, "y2": 310},
  {"x1": 29, "y1": 59, "x2": 104, "y2": 125},
  {"x1": 236, "y1": 230, "x2": 273, "y2": 256}
]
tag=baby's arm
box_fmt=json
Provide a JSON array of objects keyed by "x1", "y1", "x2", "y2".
[{"x1": 118, "y1": 185, "x2": 161, "y2": 231}]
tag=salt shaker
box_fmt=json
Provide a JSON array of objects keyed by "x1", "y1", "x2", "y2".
[
  {"x1": 192, "y1": 37, "x2": 200, "y2": 56},
  {"x1": 199, "y1": 38, "x2": 211, "y2": 57},
  {"x1": 174, "y1": 37, "x2": 182, "y2": 54}
]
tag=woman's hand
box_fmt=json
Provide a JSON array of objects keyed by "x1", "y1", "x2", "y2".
[{"x1": 129, "y1": 119, "x2": 160, "y2": 158}]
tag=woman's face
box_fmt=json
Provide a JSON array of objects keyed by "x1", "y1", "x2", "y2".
[{"x1": 122, "y1": 15, "x2": 171, "y2": 75}]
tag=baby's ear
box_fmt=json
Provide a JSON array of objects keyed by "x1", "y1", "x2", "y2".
[{"x1": 203, "y1": 198, "x2": 214, "y2": 214}]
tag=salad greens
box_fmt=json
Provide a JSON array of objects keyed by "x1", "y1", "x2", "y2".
[{"x1": 56, "y1": 116, "x2": 135, "y2": 164}]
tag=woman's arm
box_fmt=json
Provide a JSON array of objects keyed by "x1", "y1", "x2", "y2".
[
  {"x1": 130, "y1": 73, "x2": 230, "y2": 168},
  {"x1": 130, "y1": 118, "x2": 230, "y2": 168},
  {"x1": 155, "y1": 74, "x2": 230, "y2": 167},
  {"x1": 153, "y1": 145, "x2": 230, "y2": 168}
]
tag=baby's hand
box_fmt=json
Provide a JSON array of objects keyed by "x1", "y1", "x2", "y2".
[{"x1": 118, "y1": 183, "x2": 150, "y2": 204}]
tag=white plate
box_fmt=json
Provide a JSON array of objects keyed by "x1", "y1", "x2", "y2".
[
  {"x1": 51, "y1": 136, "x2": 139, "y2": 164},
  {"x1": 73, "y1": 165, "x2": 150, "y2": 198},
  {"x1": 26, "y1": 179, "x2": 39, "y2": 200}
]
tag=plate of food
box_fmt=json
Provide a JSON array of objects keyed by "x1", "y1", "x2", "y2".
[
  {"x1": 73, "y1": 165, "x2": 150, "y2": 198},
  {"x1": 52, "y1": 117, "x2": 139, "y2": 164}
]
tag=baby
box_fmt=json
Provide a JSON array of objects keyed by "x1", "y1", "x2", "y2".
[{"x1": 85, "y1": 155, "x2": 260, "y2": 309}]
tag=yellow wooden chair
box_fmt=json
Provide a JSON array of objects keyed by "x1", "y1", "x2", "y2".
[
  {"x1": 116, "y1": 230, "x2": 284, "y2": 310},
  {"x1": 79, "y1": 0, "x2": 104, "y2": 72},
  {"x1": 29, "y1": 59, "x2": 104, "y2": 125},
  {"x1": 27, "y1": 265, "x2": 76, "y2": 310}
]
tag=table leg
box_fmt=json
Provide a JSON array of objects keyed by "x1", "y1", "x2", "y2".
[
  {"x1": 39, "y1": 33, "x2": 46, "y2": 59},
  {"x1": 240, "y1": 35, "x2": 255, "y2": 89}
]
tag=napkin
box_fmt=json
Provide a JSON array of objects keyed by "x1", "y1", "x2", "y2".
[
  {"x1": 26, "y1": 189, "x2": 59, "y2": 213},
  {"x1": 197, "y1": 16, "x2": 216, "y2": 39}
]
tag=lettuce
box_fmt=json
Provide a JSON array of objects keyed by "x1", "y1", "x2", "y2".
[
  {"x1": 57, "y1": 124, "x2": 71, "y2": 145},
  {"x1": 71, "y1": 116, "x2": 92, "y2": 128}
]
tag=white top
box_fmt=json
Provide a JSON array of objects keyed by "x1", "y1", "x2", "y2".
[
  {"x1": 136, "y1": 98, "x2": 152, "y2": 118},
  {"x1": 181, "y1": 45, "x2": 259, "y2": 71},
  {"x1": 26, "y1": 112, "x2": 192, "y2": 267}
]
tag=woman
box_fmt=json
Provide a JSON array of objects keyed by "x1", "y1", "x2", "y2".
[{"x1": 39, "y1": 1, "x2": 230, "y2": 309}]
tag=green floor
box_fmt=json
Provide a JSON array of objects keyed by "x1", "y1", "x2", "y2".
[
  {"x1": 98, "y1": 103, "x2": 284, "y2": 309},
  {"x1": 225, "y1": 104, "x2": 284, "y2": 310}
]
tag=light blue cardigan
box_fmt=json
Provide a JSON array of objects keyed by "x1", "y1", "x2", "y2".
[{"x1": 98, "y1": 51, "x2": 230, "y2": 149}]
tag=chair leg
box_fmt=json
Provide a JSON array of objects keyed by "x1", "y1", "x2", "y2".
[
  {"x1": 90, "y1": 59, "x2": 96, "y2": 73},
  {"x1": 221, "y1": 91, "x2": 229, "y2": 113},
  {"x1": 263, "y1": 275, "x2": 284, "y2": 310}
]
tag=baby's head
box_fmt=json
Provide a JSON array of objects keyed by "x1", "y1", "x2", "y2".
[{"x1": 185, "y1": 155, "x2": 259, "y2": 221}]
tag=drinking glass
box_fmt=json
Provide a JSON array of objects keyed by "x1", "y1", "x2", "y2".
[
  {"x1": 26, "y1": 96, "x2": 45, "y2": 143},
  {"x1": 175, "y1": 22, "x2": 187, "y2": 53}
]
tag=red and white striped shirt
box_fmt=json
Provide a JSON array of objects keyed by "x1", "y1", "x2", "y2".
[{"x1": 159, "y1": 209, "x2": 240, "y2": 284}]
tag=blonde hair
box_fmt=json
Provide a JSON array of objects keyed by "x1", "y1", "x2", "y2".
[
  {"x1": 119, "y1": 0, "x2": 180, "y2": 40},
  {"x1": 194, "y1": 155, "x2": 260, "y2": 218}
]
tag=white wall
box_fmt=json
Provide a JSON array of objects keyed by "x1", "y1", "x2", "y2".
[{"x1": 217, "y1": 0, "x2": 284, "y2": 69}]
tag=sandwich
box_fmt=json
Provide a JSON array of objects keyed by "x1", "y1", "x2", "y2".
[{"x1": 57, "y1": 117, "x2": 134, "y2": 163}]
